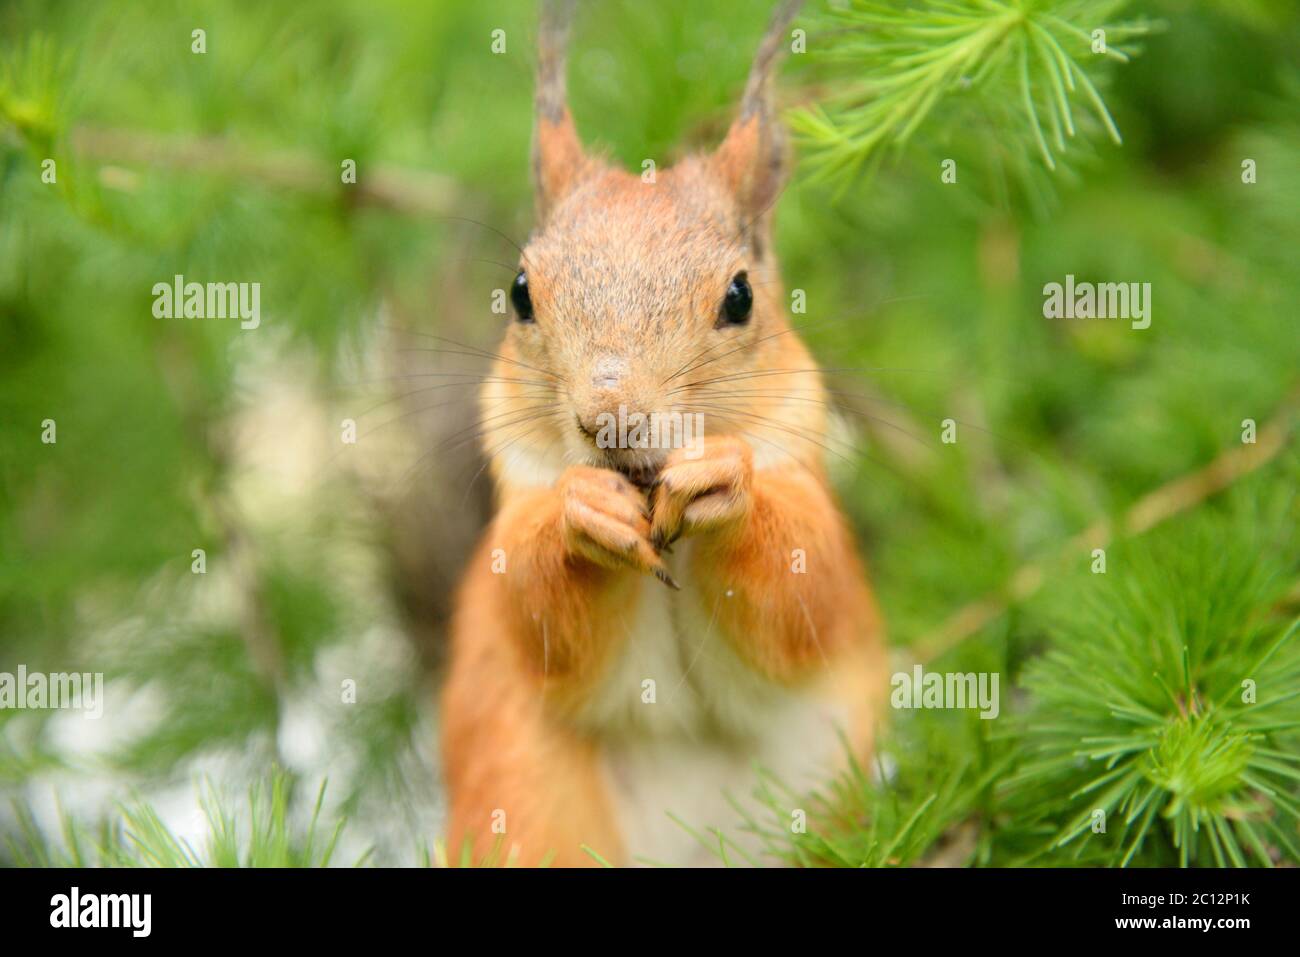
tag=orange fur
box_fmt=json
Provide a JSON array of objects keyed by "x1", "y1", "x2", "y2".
[{"x1": 440, "y1": 0, "x2": 884, "y2": 867}]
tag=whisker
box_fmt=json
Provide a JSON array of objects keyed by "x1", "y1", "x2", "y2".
[
  {"x1": 333, "y1": 372, "x2": 554, "y2": 392},
  {"x1": 689, "y1": 378, "x2": 1037, "y2": 456},
  {"x1": 296, "y1": 394, "x2": 536, "y2": 494},
  {"x1": 436, "y1": 401, "x2": 562, "y2": 453},
  {"x1": 391, "y1": 405, "x2": 560, "y2": 499},
  {"x1": 433, "y1": 214, "x2": 533, "y2": 270},
  {"x1": 466, "y1": 257, "x2": 523, "y2": 274},
  {"x1": 454, "y1": 418, "x2": 561, "y2": 507},
  {"x1": 663, "y1": 293, "x2": 945, "y2": 389},
  {"x1": 685, "y1": 411, "x2": 832, "y2": 485},
  {"x1": 393, "y1": 346, "x2": 565, "y2": 384},
  {"x1": 673, "y1": 362, "x2": 985, "y2": 393},
  {"x1": 379, "y1": 323, "x2": 566, "y2": 383},
  {"x1": 694, "y1": 407, "x2": 919, "y2": 487},
  {"x1": 350, "y1": 383, "x2": 557, "y2": 420},
  {"x1": 688, "y1": 387, "x2": 938, "y2": 452},
  {"x1": 665, "y1": 318, "x2": 828, "y2": 386},
  {"x1": 684, "y1": 401, "x2": 858, "y2": 466}
]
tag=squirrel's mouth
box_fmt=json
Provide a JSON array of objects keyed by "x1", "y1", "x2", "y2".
[
  {"x1": 585, "y1": 443, "x2": 667, "y2": 490},
  {"x1": 574, "y1": 416, "x2": 668, "y2": 489},
  {"x1": 609, "y1": 456, "x2": 663, "y2": 490}
]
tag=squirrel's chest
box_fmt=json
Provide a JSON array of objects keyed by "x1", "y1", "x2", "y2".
[
  {"x1": 571, "y1": 547, "x2": 849, "y2": 865},
  {"x1": 572, "y1": 546, "x2": 783, "y2": 738}
]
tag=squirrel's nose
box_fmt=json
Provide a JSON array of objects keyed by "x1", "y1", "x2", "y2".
[
  {"x1": 589, "y1": 354, "x2": 628, "y2": 391},
  {"x1": 576, "y1": 354, "x2": 642, "y2": 438}
]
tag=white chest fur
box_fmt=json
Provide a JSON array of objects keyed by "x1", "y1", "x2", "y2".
[{"x1": 572, "y1": 544, "x2": 850, "y2": 866}]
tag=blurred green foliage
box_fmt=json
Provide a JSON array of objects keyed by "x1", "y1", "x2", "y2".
[{"x1": 1, "y1": 0, "x2": 1298, "y2": 865}]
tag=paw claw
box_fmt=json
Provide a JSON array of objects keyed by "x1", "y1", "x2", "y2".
[{"x1": 653, "y1": 567, "x2": 681, "y2": 591}]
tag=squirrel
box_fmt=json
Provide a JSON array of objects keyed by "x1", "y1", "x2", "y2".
[{"x1": 440, "y1": 0, "x2": 885, "y2": 867}]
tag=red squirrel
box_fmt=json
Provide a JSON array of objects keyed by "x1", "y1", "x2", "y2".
[{"x1": 440, "y1": 0, "x2": 885, "y2": 866}]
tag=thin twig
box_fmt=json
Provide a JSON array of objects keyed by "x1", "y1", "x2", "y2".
[
  {"x1": 912, "y1": 386, "x2": 1300, "y2": 664},
  {"x1": 67, "y1": 125, "x2": 458, "y2": 217}
]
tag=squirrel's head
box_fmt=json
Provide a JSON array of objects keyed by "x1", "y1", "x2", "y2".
[{"x1": 490, "y1": 0, "x2": 816, "y2": 487}]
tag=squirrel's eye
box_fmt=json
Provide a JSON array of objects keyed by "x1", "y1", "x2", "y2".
[
  {"x1": 510, "y1": 270, "x2": 534, "y2": 323},
  {"x1": 719, "y1": 272, "x2": 753, "y2": 326}
]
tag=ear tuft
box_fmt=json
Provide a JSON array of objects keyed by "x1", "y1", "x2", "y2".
[
  {"x1": 712, "y1": 0, "x2": 803, "y2": 242},
  {"x1": 714, "y1": 112, "x2": 786, "y2": 225},
  {"x1": 533, "y1": 110, "x2": 588, "y2": 221},
  {"x1": 533, "y1": 0, "x2": 589, "y2": 222}
]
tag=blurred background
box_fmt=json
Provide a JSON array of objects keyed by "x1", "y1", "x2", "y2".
[{"x1": 1, "y1": 0, "x2": 1298, "y2": 866}]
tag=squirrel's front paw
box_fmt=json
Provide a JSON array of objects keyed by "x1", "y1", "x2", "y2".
[
  {"x1": 559, "y1": 466, "x2": 679, "y2": 589},
  {"x1": 649, "y1": 436, "x2": 753, "y2": 551}
]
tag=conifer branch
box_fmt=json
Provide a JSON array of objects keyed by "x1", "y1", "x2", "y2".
[
  {"x1": 793, "y1": 0, "x2": 1157, "y2": 185},
  {"x1": 913, "y1": 385, "x2": 1300, "y2": 665}
]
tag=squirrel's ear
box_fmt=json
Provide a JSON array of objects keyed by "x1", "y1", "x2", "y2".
[
  {"x1": 532, "y1": 0, "x2": 589, "y2": 222},
  {"x1": 712, "y1": 0, "x2": 803, "y2": 239}
]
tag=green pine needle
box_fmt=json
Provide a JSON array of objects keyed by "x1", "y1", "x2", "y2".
[
  {"x1": 791, "y1": 0, "x2": 1156, "y2": 186},
  {"x1": 1011, "y1": 521, "x2": 1300, "y2": 867}
]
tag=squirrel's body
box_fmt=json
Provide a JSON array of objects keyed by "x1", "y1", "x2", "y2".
[
  {"x1": 440, "y1": 0, "x2": 885, "y2": 866},
  {"x1": 446, "y1": 510, "x2": 882, "y2": 865}
]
